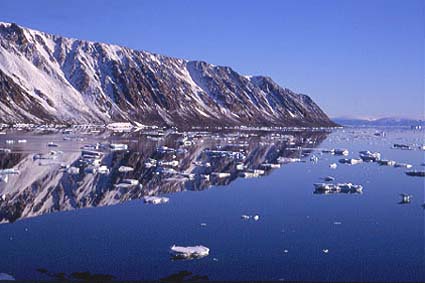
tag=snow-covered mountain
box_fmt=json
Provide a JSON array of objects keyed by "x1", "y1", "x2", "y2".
[{"x1": 0, "y1": 22, "x2": 336, "y2": 127}]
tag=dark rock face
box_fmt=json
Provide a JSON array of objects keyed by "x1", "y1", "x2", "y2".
[{"x1": 0, "y1": 22, "x2": 336, "y2": 128}]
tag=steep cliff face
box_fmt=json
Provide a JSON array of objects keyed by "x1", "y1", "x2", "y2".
[{"x1": 0, "y1": 22, "x2": 336, "y2": 127}]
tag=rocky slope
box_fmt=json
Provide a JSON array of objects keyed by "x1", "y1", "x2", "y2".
[{"x1": 0, "y1": 22, "x2": 336, "y2": 128}]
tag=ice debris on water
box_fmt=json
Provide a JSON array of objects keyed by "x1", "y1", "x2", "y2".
[
  {"x1": 329, "y1": 163, "x2": 337, "y2": 169},
  {"x1": 143, "y1": 196, "x2": 169, "y2": 205},
  {"x1": 377, "y1": 159, "x2": 396, "y2": 166},
  {"x1": 314, "y1": 183, "x2": 363, "y2": 194},
  {"x1": 241, "y1": 214, "x2": 250, "y2": 220},
  {"x1": 333, "y1": 149, "x2": 349, "y2": 156},
  {"x1": 339, "y1": 158, "x2": 362, "y2": 165},
  {"x1": 170, "y1": 245, "x2": 209, "y2": 259},
  {"x1": 359, "y1": 151, "x2": 381, "y2": 162},
  {"x1": 394, "y1": 163, "x2": 412, "y2": 169},
  {"x1": 399, "y1": 194, "x2": 412, "y2": 204},
  {"x1": 241, "y1": 214, "x2": 260, "y2": 221}
]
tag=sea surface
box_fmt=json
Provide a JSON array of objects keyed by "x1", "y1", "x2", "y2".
[{"x1": 0, "y1": 127, "x2": 423, "y2": 281}]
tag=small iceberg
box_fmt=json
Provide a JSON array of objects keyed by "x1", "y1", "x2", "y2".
[
  {"x1": 314, "y1": 182, "x2": 363, "y2": 194},
  {"x1": 329, "y1": 163, "x2": 337, "y2": 169},
  {"x1": 143, "y1": 196, "x2": 169, "y2": 205},
  {"x1": 399, "y1": 194, "x2": 412, "y2": 204},
  {"x1": 170, "y1": 245, "x2": 209, "y2": 259},
  {"x1": 377, "y1": 160, "x2": 396, "y2": 166},
  {"x1": 394, "y1": 163, "x2": 412, "y2": 169},
  {"x1": 339, "y1": 158, "x2": 362, "y2": 165},
  {"x1": 333, "y1": 149, "x2": 349, "y2": 156},
  {"x1": 359, "y1": 151, "x2": 381, "y2": 162}
]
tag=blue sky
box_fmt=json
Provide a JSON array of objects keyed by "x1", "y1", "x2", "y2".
[{"x1": 1, "y1": 0, "x2": 423, "y2": 119}]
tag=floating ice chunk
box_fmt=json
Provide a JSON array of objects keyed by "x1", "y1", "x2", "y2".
[
  {"x1": 394, "y1": 163, "x2": 412, "y2": 169},
  {"x1": 170, "y1": 245, "x2": 209, "y2": 259},
  {"x1": 17, "y1": 139, "x2": 27, "y2": 143},
  {"x1": 240, "y1": 171, "x2": 261, "y2": 178},
  {"x1": 405, "y1": 170, "x2": 425, "y2": 177},
  {"x1": 253, "y1": 215, "x2": 260, "y2": 221},
  {"x1": 329, "y1": 163, "x2": 337, "y2": 169},
  {"x1": 47, "y1": 142, "x2": 59, "y2": 147},
  {"x1": 314, "y1": 183, "x2": 363, "y2": 194},
  {"x1": 400, "y1": 193, "x2": 412, "y2": 204},
  {"x1": 5, "y1": 140, "x2": 14, "y2": 144},
  {"x1": 322, "y1": 249, "x2": 329, "y2": 254},
  {"x1": 241, "y1": 214, "x2": 250, "y2": 220},
  {"x1": 0, "y1": 148, "x2": 11, "y2": 153},
  {"x1": 118, "y1": 166, "x2": 134, "y2": 173},
  {"x1": 143, "y1": 196, "x2": 169, "y2": 205},
  {"x1": 339, "y1": 158, "x2": 362, "y2": 165},
  {"x1": 359, "y1": 151, "x2": 381, "y2": 162},
  {"x1": 377, "y1": 160, "x2": 396, "y2": 166},
  {"x1": 333, "y1": 149, "x2": 349, "y2": 156}
]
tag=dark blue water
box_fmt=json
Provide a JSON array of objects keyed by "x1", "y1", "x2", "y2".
[{"x1": 0, "y1": 127, "x2": 423, "y2": 281}]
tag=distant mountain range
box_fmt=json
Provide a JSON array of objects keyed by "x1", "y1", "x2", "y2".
[
  {"x1": 332, "y1": 117, "x2": 425, "y2": 127},
  {"x1": 0, "y1": 22, "x2": 336, "y2": 128}
]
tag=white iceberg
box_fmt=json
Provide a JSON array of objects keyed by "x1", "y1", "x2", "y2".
[{"x1": 170, "y1": 245, "x2": 209, "y2": 259}]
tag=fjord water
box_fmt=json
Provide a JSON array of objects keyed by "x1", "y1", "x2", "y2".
[{"x1": 0, "y1": 128, "x2": 423, "y2": 281}]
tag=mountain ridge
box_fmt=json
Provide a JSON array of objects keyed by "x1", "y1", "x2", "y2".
[{"x1": 0, "y1": 22, "x2": 336, "y2": 128}]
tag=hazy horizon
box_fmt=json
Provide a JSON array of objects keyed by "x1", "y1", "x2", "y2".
[{"x1": 0, "y1": 0, "x2": 423, "y2": 119}]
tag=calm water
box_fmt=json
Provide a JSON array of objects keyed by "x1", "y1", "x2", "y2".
[{"x1": 0, "y1": 127, "x2": 423, "y2": 281}]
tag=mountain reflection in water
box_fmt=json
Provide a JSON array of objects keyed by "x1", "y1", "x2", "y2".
[{"x1": 0, "y1": 129, "x2": 328, "y2": 223}]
